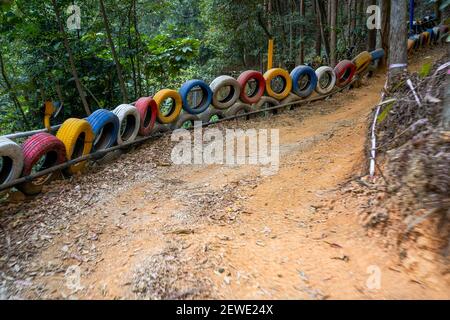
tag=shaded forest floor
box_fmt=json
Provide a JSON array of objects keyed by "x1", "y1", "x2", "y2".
[{"x1": 0, "y1": 46, "x2": 449, "y2": 299}]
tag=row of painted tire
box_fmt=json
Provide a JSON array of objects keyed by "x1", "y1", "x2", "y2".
[
  {"x1": 0, "y1": 22, "x2": 447, "y2": 195},
  {"x1": 408, "y1": 25, "x2": 449, "y2": 52}
]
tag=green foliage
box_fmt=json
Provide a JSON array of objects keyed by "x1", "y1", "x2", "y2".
[{"x1": 419, "y1": 62, "x2": 432, "y2": 78}]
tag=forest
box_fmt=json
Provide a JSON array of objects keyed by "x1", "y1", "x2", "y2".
[{"x1": 0, "y1": 0, "x2": 445, "y2": 135}]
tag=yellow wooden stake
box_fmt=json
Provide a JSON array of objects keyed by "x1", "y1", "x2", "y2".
[
  {"x1": 44, "y1": 101, "x2": 55, "y2": 130},
  {"x1": 267, "y1": 38, "x2": 274, "y2": 71}
]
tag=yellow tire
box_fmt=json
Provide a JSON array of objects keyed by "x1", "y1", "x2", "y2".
[
  {"x1": 352, "y1": 51, "x2": 372, "y2": 75},
  {"x1": 154, "y1": 89, "x2": 183, "y2": 124},
  {"x1": 263, "y1": 68, "x2": 292, "y2": 100},
  {"x1": 56, "y1": 118, "x2": 94, "y2": 175}
]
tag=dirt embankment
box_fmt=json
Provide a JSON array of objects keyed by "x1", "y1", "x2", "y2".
[{"x1": 0, "y1": 47, "x2": 448, "y2": 300}]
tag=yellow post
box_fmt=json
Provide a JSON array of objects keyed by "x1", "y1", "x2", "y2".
[
  {"x1": 267, "y1": 38, "x2": 274, "y2": 71},
  {"x1": 44, "y1": 101, "x2": 55, "y2": 130}
]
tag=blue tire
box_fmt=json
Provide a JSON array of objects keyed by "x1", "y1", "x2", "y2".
[
  {"x1": 179, "y1": 79, "x2": 213, "y2": 115},
  {"x1": 370, "y1": 49, "x2": 385, "y2": 61},
  {"x1": 86, "y1": 109, "x2": 120, "y2": 151},
  {"x1": 290, "y1": 66, "x2": 317, "y2": 98},
  {"x1": 426, "y1": 28, "x2": 435, "y2": 43}
]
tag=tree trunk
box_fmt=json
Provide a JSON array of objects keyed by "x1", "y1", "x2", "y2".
[
  {"x1": 435, "y1": 0, "x2": 442, "y2": 23},
  {"x1": 0, "y1": 50, "x2": 31, "y2": 129},
  {"x1": 313, "y1": 0, "x2": 322, "y2": 57},
  {"x1": 51, "y1": 0, "x2": 90, "y2": 116},
  {"x1": 133, "y1": 0, "x2": 143, "y2": 97},
  {"x1": 380, "y1": 0, "x2": 391, "y2": 68},
  {"x1": 388, "y1": 0, "x2": 407, "y2": 84},
  {"x1": 299, "y1": 0, "x2": 305, "y2": 64},
  {"x1": 127, "y1": 2, "x2": 137, "y2": 100},
  {"x1": 99, "y1": 0, "x2": 128, "y2": 103},
  {"x1": 316, "y1": 0, "x2": 330, "y2": 63},
  {"x1": 330, "y1": 0, "x2": 338, "y2": 67},
  {"x1": 350, "y1": 0, "x2": 357, "y2": 45},
  {"x1": 443, "y1": 78, "x2": 450, "y2": 130}
]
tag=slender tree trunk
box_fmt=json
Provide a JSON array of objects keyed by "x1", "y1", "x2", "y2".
[
  {"x1": 313, "y1": 0, "x2": 322, "y2": 57},
  {"x1": 99, "y1": 0, "x2": 128, "y2": 103},
  {"x1": 443, "y1": 78, "x2": 450, "y2": 130},
  {"x1": 388, "y1": 0, "x2": 407, "y2": 84},
  {"x1": 435, "y1": 0, "x2": 442, "y2": 23},
  {"x1": 316, "y1": 0, "x2": 330, "y2": 63},
  {"x1": 51, "y1": 0, "x2": 90, "y2": 115},
  {"x1": 127, "y1": 3, "x2": 137, "y2": 100},
  {"x1": 133, "y1": 0, "x2": 143, "y2": 97},
  {"x1": 0, "y1": 50, "x2": 31, "y2": 129},
  {"x1": 330, "y1": 0, "x2": 338, "y2": 67},
  {"x1": 298, "y1": 0, "x2": 305, "y2": 64},
  {"x1": 380, "y1": 0, "x2": 391, "y2": 68}
]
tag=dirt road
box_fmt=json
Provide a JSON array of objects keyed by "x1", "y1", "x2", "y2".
[{"x1": 1, "y1": 48, "x2": 448, "y2": 300}]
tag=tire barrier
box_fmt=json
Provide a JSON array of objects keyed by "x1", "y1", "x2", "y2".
[
  {"x1": 290, "y1": 65, "x2": 317, "y2": 98},
  {"x1": 86, "y1": 109, "x2": 120, "y2": 151},
  {"x1": 113, "y1": 104, "x2": 140, "y2": 145},
  {"x1": 352, "y1": 51, "x2": 372, "y2": 75},
  {"x1": 135, "y1": 97, "x2": 158, "y2": 136},
  {"x1": 413, "y1": 34, "x2": 421, "y2": 49},
  {"x1": 3, "y1": 23, "x2": 448, "y2": 195},
  {"x1": 334, "y1": 60, "x2": 357, "y2": 88},
  {"x1": 56, "y1": 118, "x2": 94, "y2": 175},
  {"x1": 439, "y1": 25, "x2": 449, "y2": 34},
  {"x1": 426, "y1": 28, "x2": 435, "y2": 43},
  {"x1": 433, "y1": 27, "x2": 441, "y2": 44},
  {"x1": 225, "y1": 102, "x2": 253, "y2": 119},
  {"x1": 179, "y1": 80, "x2": 213, "y2": 115},
  {"x1": 171, "y1": 113, "x2": 200, "y2": 129},
  {"x1": 200, "y1": 107, "x2": 226, "y2": 124},
  {"x1": 237, "y1": 70, "x2": 266, "y2": 104},
  {"x1": 0, "y1": 137, "x2": 23, "y2": 187},
  {"x1": 408, "y1": 39, "x2": 415, "y2": 53},
  {"x1": 254, "y1": 96, "x2": 281, "y2": 115},
  {"x1": 422, "y1": 32, "x2": 430, "y2": 46},
  {"x1": 280, "y1": 93, "x2": 302, "y2": 111},
  {"x1": 210, "y1": 75, "x2": 241, "y2": 110},
  {"x1": 419, "y1": 33, "x2": 427, "y2": 47},
  {"x1": 18, "y1": 133, "x2": 66, "y2": 195},
  {"x1": 315, "y1": 66, "x2": 337, "y2": 95},
  {"x1": 154, "y1": 89, "x2": 183, "y2": 124},
  {"x1": 264, "y1": 68, "x2": 292, "y2": 100},
  {"x1": 370, "y1": 49, "x2": 385, "y2": 61}
]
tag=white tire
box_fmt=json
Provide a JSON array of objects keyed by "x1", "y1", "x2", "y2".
[
  {"x1": 225, "y1": 102, "x2": 252, "y2": 118},
  {"x1": 210, "y1": 75, "x2": 241, "y2": 110},
  {"x1": 0, "y1": 137, "x2": 24, "y2": 186},
  {"x1": 315, "y1": 66, "x2": 337, "y2": 95},
  {"x1": 113, "y1": 104, "x2": 140, "y2": 145}
]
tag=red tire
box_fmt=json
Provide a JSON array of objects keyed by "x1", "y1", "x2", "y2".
[
  {"x1": 237, "y1": 70, "x2": 266, "y2": 104},
  {"x1": 18, "y1": 133, "x2": 66, "y2": 195},
  {"x1": 135, "y1": 97, "x2": 157, "y2": 136},
  {"x1": 334, "y1": 60, "x2": 357, "y2": 87}
]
